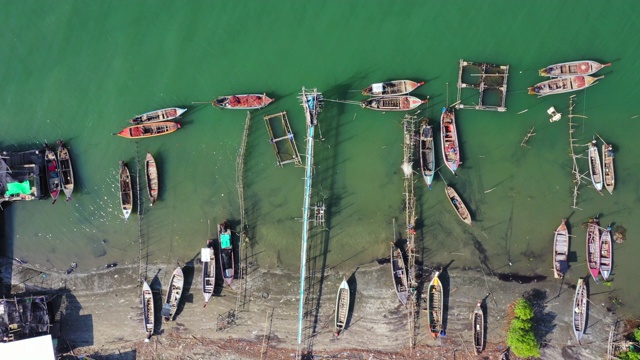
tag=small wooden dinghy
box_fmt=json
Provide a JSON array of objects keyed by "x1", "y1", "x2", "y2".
[
  {"x1": 553, "y1": 219, "x2": 570, "y2": 279},
  {"x1": 445, "y1": 185, "x2": 472, "y2": 226},
  {"x1": 116, "y1": 121, "x2": 180, "y2": 139},
  {"x1": 145, "y1": 152, "x2": 159, "y2": 206},
  {"x1": 588, "y1": 139, "x2": 604, "y2": 193},
  {"x1": 427, "y1": 271, "x2": 443, "y2": 337},
  {"x1": 334, "y1": 277, "x2": 350, "y2": 337},
  {"x1": 56, "y1": 140, "x2": 74, "y2": 202},
  {"x1": 218, "y1": 221, "x2": 235, "y2": 286},
  {"x1": 539, "y1": 60, "x2": 610, "y2": 77},
  {"x1": 528, "y1": 75, "x2": 603, "y2": 97},
  {"x1": 472, "y1": 300, "x2": 484, "y2": 354},
  {"x1": 212, "y1": 94, "x2": 274, "y2": 109},
  {"x1": 119, "y1": 161, "x2": 133, "y2": 220},
  {"x1": 142, "y1": 280, "x2": 154, "y2": 341},
  {"x1": 600, "y1": 226, "x2": 613, "y2": 281},
  {"x1": 419, "y1": 119, "x2": 435, "y2": 190},
  {"x1": 162, "y1": 267, "x2": 184, "y2": 322},
  {"x1": 44, "y1": 144, "x2": 61, "y2": 204},
  {"x1": 586, "y1": 217, "x2": 601, "y2": 281},
  {"x1": 602, "y1": 141, "x2": 615, "y2": 194},
  {"x1": 362, "y1": 80, "x2": 424, "y2": 96},
  {"x1": 391, "y1": 245, "x2": 408, "y2": 306},
  {"x1": 572, "y1": 278, "x2": 588, "y2": 343},
  {"x1": 441, "y1": 107, "x2": 460, "y2": 175},
  {"x1": 201, "y1": 246, "x2": 216, "y2": 307},
  {"x1": 360, "y1": 95, "x2": 425, "y2": 111},
  {"x1": 130, "y1": 107, "x2": 187, "y2": 124}
]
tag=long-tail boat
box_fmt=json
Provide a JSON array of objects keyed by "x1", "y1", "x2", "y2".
[
  {"x1": 145, "y1": 152, "x2": 158, "y2": 206},
  {"x1": 586, "y1": 217, "x2": 601, "y2": 281},
  {"x1": 553, "y1": 219, "x2": 570, "y2": 279},
  {"x1": 472, "y1": 300, "x2": 484, "y2": 354},
  {"x1": 162, "y1": 267, "x2": 184, "y2": 322},
  {"x1": 588, "y1": 139, "x2": 603, "y2": 193},
  {"x1": 539, "y1": 60, "x2": 611, "y2": 77},
  {"x1": 362, "y1": 80, "x2": 424, "y2": 96},
  {"x1": 130, "y1": 107, "x2": 186, "y2": 124},
  {"x1": 212, "y1": 94, "x2": 274, "y2": 109},
  {"x1": 602, "y1": 141, "x2": 615, "y2": 194},
  {"x1": 572, "y1": 278, "x2": 588, "y2": 344},
  {"x1": 441, "y1": 107, "x2": 460, "y2": 175},
  {"x1": 334, "y1": 277, "x2": 350, "y2": 337},
  {"x1": 116, "y1": 121, "x2": 180, "y2": 139},
  {"x1": 419, "y1": 119, "x2": 435, "y2": 190},
  {"x1": 218, "y1": 221, "x2": 235, "y2": 286},
  {"x1": 201, "y1": 246, "x2": 215, "y2": 307},
  {"x1": 142, "y1": 280, "x2": 154, "y2": 341},
  {"x1": 56, "y1": 140, "x2": 74, "y2": 202},
  {"x1": 600, "y1": 226, "x2": 613, "y2": 281},
  {"x1": 528, "y1": 75, "x2": 603, "y2": 97},
  {"x1": 44, "y1": 144, "x2": 61, "y2": 204},
  {"x1": 119, "y1": 161, "x2": 133, "y2": 220},
  {"x1": 445, "y1": 185, "x2": 472, "y2": 226},
  {"x1": 427, "y1": 271, "x2": 443, "y2": 337},
  {"x1": 360, "y1": 95, "x2": 425, "y2": 111},
  {"x1": 391, "y1": 244, "x2": 408, "y2": 306}
]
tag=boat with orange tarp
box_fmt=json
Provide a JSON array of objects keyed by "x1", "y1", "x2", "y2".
[
  {"x1": 116, "y1": 121, "x2": 180, "y2": 139},
  {"x1": 212, "y1": 94, "x2": 274, "y2": 109}
]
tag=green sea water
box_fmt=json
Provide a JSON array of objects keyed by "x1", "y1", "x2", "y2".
[{"x1": 2, "y1": 1, "x2": 640, "y2": 315}]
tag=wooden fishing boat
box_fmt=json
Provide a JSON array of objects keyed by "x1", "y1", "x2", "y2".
[
  {"x1": 334, "y1": 277, "x2": 350, "y2": 337},
  {"x1": 116, "y1": 121, "x2": 180, "y2": 139},
  {"x1": 44, "y1": 144, "x2": 61, "y2": 204},
  {"x1": 539, "y1": 60, "x2": 611, "y2": 77},
  {"x1": 162, "y1": 267, "x2": 184, "y2": 322},
  {"x1": 130, "y1": 107, "x2": 187, "y2": 124},
  {"x1": 218, "y1": 221, "x2": 235, "y2": 286},
  {"x1": 119, "y1": 161, "x2": 133, "y2": 220},
  {"x1": 445, "y1": 185, "x2": 472, "y2": 226},
  {"x1": 588, "y1": 140, "x2": 603, "y2": 193},
  {"x1": 586, "y1": 217, "x2": 601, "y2": 281},
  {"x1": 300, "y1": 87, "x2": 323, "y2": 127},
  {"x1": 360, "y1": 95, "x2": 425, "y2": 111},
  {"x1": 145, "y1": 152, "x2": 158, "y2": 206},
  {"x1": 56, "y1": 140, "x2": 74, "y2": 202},
  {"x1": 440, "y1": 107, "x2": 460, "y2": 175},
  {"x1": 427, "y1": 271, "x2": 443, "y2": 338},
  {"x1": 602, "y1": 141, "x2": 615, "y2": 194},
  {"x1": 472, "y1": 300, "x2": 484, "y2": 354},
  {"x1": 553, "y1": 219, "x2": 570, "y2": 279},
  {"x1": 390, "y1": 245, "x2": 408, "y2": 306},
  {"x1": 362, "y1": 80, "x2": 424, "y2": 96},
  {"x1": 528, "y1": 75, "x2": 603, "y2": 97},
  {"x1": 419, "y1": 119, "x2": 435, "y2": 190},
  {"x1": 572, "y1": 278, "x2": 588, "y2": 343},
  {"x1": 201, "y1": 246, "x2": 215, "y2": 307},
  {"x1": 600, "y1": 226, "x2": 613, "y2": 281},
  {"x1": 142, "y1": 280, "x2": 154, "y2": 341},
  {"x1": 212, "y1": 93, "x2": 274, "y2": 109}
]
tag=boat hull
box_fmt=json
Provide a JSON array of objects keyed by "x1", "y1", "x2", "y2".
[
  {"x1": 119, "y1": 161, "x2": 133, "y2": 220},
  {"x1": 472, "y1": 302, "x2": 484, "y2": 354},
  {"x1": 419, "y1": 120, "x2": 435, "y2": 190},
  {"x1": 130, "y1": 107, "x2": 187, "y2": 124},
  {"x1": 600, "y1": 228, "x2": 613, "y2": 281},
  {"x1": 117, "y1": 121, "x2": 180, "y2": 139},
  {"x1": 445, "y1": 185, "x2": 472, "y2": 225},
  {"x1": 572, "y1": 279, "x2": 587, "y2": 343},
  {"x1": 142, "y1": 280, "x2": 154, "y2": 340},
  {"x1": 218, "y1": 221, "x2": 235, "y2": 286},
  {"x1": 391, "y1": 245, "x2": 408, "y2": 306},
  {"x1": 539, "y1": 60, "x2": 610, "y2": 77},
  {"x1": 588, "y1": 141, "x2": 603, "y2": 192},
  {"x1": 553, "y1": 219, "x2": 570, "y2": 279},
  {"x1": 440, "y1": 107, "x2": 460, "y2": 175},
  {"x1": 586, "y1": 218, "x2": 601, "y2": 281},
  {"x1": 334, "y1": 278, "x2": 350, "y2": 336},
  {"x1": 44, "y1": 145, "x2": 61, "y2": 203},
  {"x1": 362, "y1": 80, "x2": 424, "y2": 96},
  {"x1": 528, "y1": 75, "x2": 603, "y2": 97},
  {"x1": 145, "y1": 152, "x2": 159, "y2": 206},
  {"x1": 201, "y1": 247, "x2": 215, "y2": 306},
  {"x1": 57, "y1": 141, "x2": 74, "y2": 201},
  {"x1": 361, "y1": 95, "x2": 424, "y2": 111},
  {"x1": 427, "y1": 272, "x2": 443, "y2": 338},
  {"x1": 602, "y1": 143, "x2": 615, "y2": 194},
  {"x1": 213, "y1": 94, "x2": 274, "y2": 109},
  {"x1": 162, "y1": 267, "x2": 184, "y2": 322}
]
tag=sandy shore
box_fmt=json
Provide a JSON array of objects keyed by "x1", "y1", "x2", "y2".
[{"x1": 10, "y1": 259, "x2": 620, "y2": 359}]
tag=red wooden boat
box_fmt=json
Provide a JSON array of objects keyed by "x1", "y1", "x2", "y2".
[
  {"x1": 116, "y1": 121, "x2": 180, "y2": 139},
  {"x1": 212, "y1": 94, "x2": 274, "y2": 109},
  {"x1": 586, "y1": 217, "x2": 601, "y2": 281}
]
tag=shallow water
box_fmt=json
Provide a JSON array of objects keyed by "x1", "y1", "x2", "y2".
[{"x1": 2, "y1": 1, "x2": 640, "y2": 316}]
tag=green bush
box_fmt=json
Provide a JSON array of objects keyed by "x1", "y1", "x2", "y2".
[
  {"x1": 506, "y1": 298, "x2": 540, "y2": 358},
  {"x1": 618, "y1": 350, "x2": 640, "y2": 360}
]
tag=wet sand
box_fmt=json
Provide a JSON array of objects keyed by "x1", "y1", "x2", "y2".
[{"x1": 11, "y1": 260, "x2": 617, "y2": 359}]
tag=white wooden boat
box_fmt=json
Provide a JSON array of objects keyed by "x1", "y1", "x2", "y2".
[
  {"x1": 201, "y1": 247, "x2": 216, "y2": 307},
  {"x1": 360, "y1": 95, "x2": 425, "y2": 111},
  {"x1": 539, "y1": 60, "x2": 610, "y2": 77},
  {"x1": 419, "y1": 119, "x2": 435, "y2": 190},
  {"x1": 602, "y1": 141, "x2": 615, "y2": 194},
  {"x1": 600, "y1": 226, "x2": 613, "y2": 281},
  {"x1": 130, "y1": 107, "x2": 186, "y2": 124},
  {"x1": 427, "y1": 271, "x2": 443, "y2": 337},
  {"x1": 472, "y1": 300, "x2": 484, "y2": 354},
  {"x1": 44, "y1": 144, "x2": 61, "y2": 204},
  {"x1": 588, "y1": 140, "x2": 603, "y2": 192},
  {"x1": 145, "y1": 152, "x2": 159, "y2": 206},
  {"x1": 162, "y1": 267, "x2": 184, "y2": 322},
  {"x1": 334, "y1": 277, "x2": 350, "y2": 337},
  {"x1": 441, "y1": 107, "x2": 460, "y2": 175},
  {"x1": 553, "y1": 219, "x2": 570, "y2": 279},
  {"x1": 362, "y1": 80, "x2": 424, "y2": 96},
  {"x1": 119, "y1": 161, "x2": 133, "y2": 220},
  {"x1": 445, "y1": 185, "x2": 472, "y2": 225},
  {"x1": 528, "y1": 75, "x2": 603, "y2": 97},
  {"x1": 142, "y1": 280, "x2": 154, "y2": 341},
  {"x1": 391, "y1": 245, "x2": 408, "y2": 306},
  {"x1": 57, "y1": 140, "x2": 74, "y2": 201},
  {"x1": 572, "y1": 278, "x2": 587, "y2": 343}
]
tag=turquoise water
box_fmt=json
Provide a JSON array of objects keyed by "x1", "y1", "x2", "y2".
[{"x1": 2, "y1": 1, "x2": 640, "y2": 314}]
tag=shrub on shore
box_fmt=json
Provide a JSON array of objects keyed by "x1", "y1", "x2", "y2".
[{"x1": 506, "y1": 298, "x2": 540, "y2": 358}]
